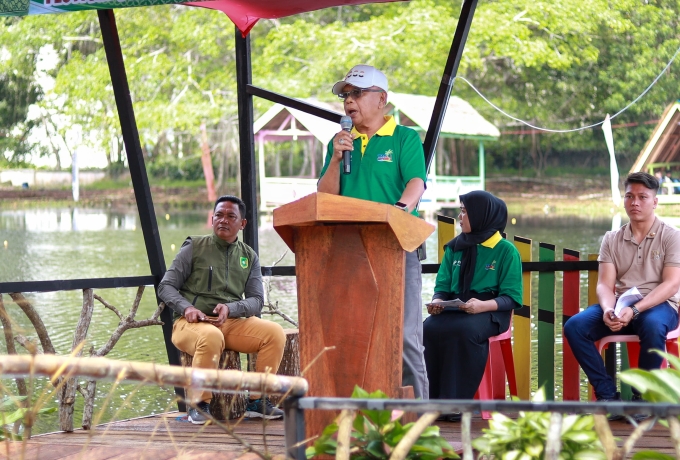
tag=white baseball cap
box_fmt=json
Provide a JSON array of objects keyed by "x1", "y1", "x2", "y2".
[{"x1": 331, "y1": 64, "x2": 389, "y2": 95}]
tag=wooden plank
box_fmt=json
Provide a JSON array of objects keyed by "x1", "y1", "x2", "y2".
[
  {"x1": 513, "y1": 236, "x2": 532, "y2": 400},
  {"x1": 538, "y1": 242, "x2": 556, "y2": 400},
  {"x1": 11, "y1": 412, "x2": 678, "y2": 457},
  {"x1": 437, "y1": 215, "x2": 456, "y2": 263},
  {"x1": 562, "y1": 248, "x2": 580, "y2": 401},
  {"x1": 587, "y1": 253, "x2": 598, "y2": 401}
]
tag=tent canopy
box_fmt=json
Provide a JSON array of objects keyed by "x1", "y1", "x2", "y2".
[{"x1": 5, "y1": 0, "x2": 404, "y2": 35}]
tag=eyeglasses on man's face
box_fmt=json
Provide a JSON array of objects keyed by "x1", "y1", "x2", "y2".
[{"x1": 337, "y1": 88, "x2": 384, "y2": 100}]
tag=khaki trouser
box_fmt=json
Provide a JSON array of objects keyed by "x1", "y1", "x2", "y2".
[{"x1": 172, "y1": 316, "x2": 286, "y2": 403}]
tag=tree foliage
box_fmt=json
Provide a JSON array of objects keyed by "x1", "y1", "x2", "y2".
[{"x1": 0, "y1": 0, "x2": 678, "y2": 178}]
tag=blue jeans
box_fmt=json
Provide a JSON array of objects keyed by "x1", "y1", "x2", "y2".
[{"x1": 563, "y1": 302, "x2": 679, "y2": 399}]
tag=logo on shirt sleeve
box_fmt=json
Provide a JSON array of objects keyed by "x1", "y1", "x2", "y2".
[
  {"x1": 377, "y1": 149, "x2": 393, "y2": 162},
  {"x1": 240, "y1": 257, "x2": 249, "y2": 269}
]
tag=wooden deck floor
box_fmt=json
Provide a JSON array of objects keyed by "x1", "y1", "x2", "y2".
[{"x1": 0, "y1": 412, "x2": 675, "y2": 459}]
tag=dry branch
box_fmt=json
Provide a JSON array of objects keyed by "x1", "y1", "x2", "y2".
[
  {"x1": 669, "y1": 416, "x2": 680, "y2": 458},
  {"x1": 390, "y1": 411, "x2": 440, "y2": 460},
  {"x1": 8, "y1": 293, "x2": 55, "y2": 354},
  {"x1": 0, "y1": 294, "x2": 27, "y2": 398},
  {"x1": 0, "y1": 354, "x2": 309, "y2": 397},
  {"x1": 593, "y1": 414, "x2": 619, "y2": 460},
  {"x1": 461, "y1": 412, "x2": 473, "y2": 460},
  {"x1": 335, "y1": 409, "x2": 355, "y2": 460},
  {"x1": 60, "y1": 288, "x2": 95, "y2": 432},
  {"x1": 92, "y1": 295, "x2": 164, "y2": 358},
  {"x1": 13, "y1": 335, "x2": 41, "y2": 355},
  {"x1": 545, "y1": 412, "x2": 562, "y2": 460}
]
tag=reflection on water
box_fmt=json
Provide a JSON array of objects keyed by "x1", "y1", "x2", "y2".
[{"x1": 0, "y1": 207, "x2": 657, "y2": 431}]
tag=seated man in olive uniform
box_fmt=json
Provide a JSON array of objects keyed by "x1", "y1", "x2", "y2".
[{"x1": 159, "y1": 195, "x2": 286, "y2": 423}]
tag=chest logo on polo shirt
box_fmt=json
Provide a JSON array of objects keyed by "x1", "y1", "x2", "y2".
[
  {"x1": 377, "y1": 149, "x2": 393, "y2": 162},
  {"x1": 652, "y1": 250, "x2": 661, "y2": 260},
  {"x1": 240, "y1": 257, "x2": 248, "y2": 269},
  {"x1": 485, "y1": 260, "x2": 497, "y2": 271}
]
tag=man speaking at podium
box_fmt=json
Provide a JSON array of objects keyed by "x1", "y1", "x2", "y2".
[{"x1": 317, "y1": 64, "x2": 429, "y2": 399}]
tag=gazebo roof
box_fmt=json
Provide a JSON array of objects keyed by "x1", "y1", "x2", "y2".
[
  {"x1": 630, "y1": 101, "x2": 680, "y2": 173},
  {"x1": 253, "y1": 92, "x2": 500, "y2": 145},
  {"x1": 254, "y1": 99, "x2": 343, "y2": 145},
  {"x1": 387, "y1": 92, "x2": 500, "y2": 140}
]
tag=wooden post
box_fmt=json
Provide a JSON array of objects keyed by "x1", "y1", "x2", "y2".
[
  {"x1": 437, "y1": 215, "x2": 456, "y2": 264},
  {"x1": 538, "y1": 243, "x2": 556, "y2": 400},
  {"x1": 562, "y1": 248, "x2": 581, "y2": 401},
  {"x1": 513, "y1": 236, "x2": 532, "y2": 400},
  {"x1": 587, "y1": 254, "x2": 598, "y2": 401}
]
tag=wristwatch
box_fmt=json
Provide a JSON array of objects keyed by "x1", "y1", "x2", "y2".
[
  {"x1": 394, "y1": 201, "x2": 409, "y2": 212},
  {"x1": 630, "y1": 304, "x2": 641, "y2": 319}
]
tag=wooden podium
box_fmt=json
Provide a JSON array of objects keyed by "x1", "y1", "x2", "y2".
[{"x1": 273, "y1": 192, "x2": 434, "y2": 437}]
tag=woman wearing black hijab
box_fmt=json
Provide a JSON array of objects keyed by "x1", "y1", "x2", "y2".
[{"x1": 423, "y1": 191, "x2": 523, "y2": 420}]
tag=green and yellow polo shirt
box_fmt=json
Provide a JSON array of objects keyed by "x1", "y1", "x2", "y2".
[
  {"x1": 319, "y1": 116, "x2": 427, "y2": 216},
  {"x1": 434, "y1": 231, "x2": 523, "y2": 307}
]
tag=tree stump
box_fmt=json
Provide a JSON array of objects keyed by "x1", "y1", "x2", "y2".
[
  {"x1": 249, "y1": 329, "x2": 300, "y2": 405},
  {"x1": 179, "y1": 329, "x2": 300, "y2": 418},
  {"x1": 179, "y1": 350, "x2": 247, "y2": 420}
]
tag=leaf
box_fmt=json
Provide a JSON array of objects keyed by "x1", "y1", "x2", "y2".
[{"x1": 619, "y1": 369, "x2": 680, "y2": 403}]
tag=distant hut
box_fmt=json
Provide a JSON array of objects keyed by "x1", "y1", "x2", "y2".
[
  {"x1": 254, "y1": 93, "x2": 499, "y2": 211},
  {"x1": 630, "y1": 101, "x2": 680, "y2": 202}
]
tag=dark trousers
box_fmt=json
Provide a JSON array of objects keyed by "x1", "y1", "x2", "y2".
[
  {"x1": 564, "y1": 303, "x2": 678, "y2": 399},
  {"x1": 423, "y1": 310, "x2": 509, "y2": 399}
]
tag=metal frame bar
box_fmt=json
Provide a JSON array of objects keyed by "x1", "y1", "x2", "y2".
[
  {"x1": 98, "y1": 9, "x2": 184, "y2": 409},
  {"x1": 247, "y1": 85, "x2": 342, "y2": 123},
  {"x1": 0, "y1": 276, "x2": 157, "y2": 294},
  {"x1": 284, "y1": 396, "x2": 680, "y2": 460},
  {"x1": 235, "y1": 28, "x2": 259, "y2": 252},
  {"x1": 422, "y1": 0, "x2": 479, "y2": 171}
]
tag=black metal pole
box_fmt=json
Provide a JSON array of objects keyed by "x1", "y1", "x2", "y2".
[
  {"x1": 422, "y1": 0, "x2": 479, "y2": 171},
  {"x1": 284, "y1": 397, "x2": 306, "y2": 460},
  {"x1": 235, "y1": 27, "x2": 259, "y2": 253},
  {"x1": 98, "y1": 9, "x2": 185, "y2": 410}
]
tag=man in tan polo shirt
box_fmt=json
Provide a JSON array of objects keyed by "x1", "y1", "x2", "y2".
[{"x1": 564, "y1": 172, "x2": 680, "y2": 407}]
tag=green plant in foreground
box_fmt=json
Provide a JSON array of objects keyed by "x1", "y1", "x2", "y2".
[
  {"x1": 0, "y1": 396, "x2": 56, "y2": 441},
  {"x1": 619, "y1": 349, "x2": 680, "y2": 460},
  {"x1": 306, "y1": 386, "x2": 459, "y2": 459},
  {"x1": 472, "y1": 388, "x2": 605, "y2": 460}
]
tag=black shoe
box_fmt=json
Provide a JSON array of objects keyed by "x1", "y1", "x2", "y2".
[
  {"x1": 245, "y1": 398, "x2": 284, "y2": 420},
  {"x1": 435, "y1": 412, "x2": 461, "y2": 422},
  {"x1": 596, "y1": 392, "x2": 624, "y2": 421},
  {"x1": 628, "y1": 394, "x2": 650, "y2": 424},
  {"x1": 446, "y1": 412, "x2": 462, "y2": 422},
  {"x1": 188, "y1": 401, "x2": 211, "y2": 425}
]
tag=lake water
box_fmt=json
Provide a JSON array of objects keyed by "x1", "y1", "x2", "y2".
[{"x1": 0, "y1": 206, "x2": 629, "y2": 433}]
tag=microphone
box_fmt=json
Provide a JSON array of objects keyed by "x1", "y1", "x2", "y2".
[{"x1": 340, "y1": 115, "x2": 353, "y2": 175}]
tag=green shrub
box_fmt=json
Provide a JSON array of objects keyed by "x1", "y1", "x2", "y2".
[
  {"x1": 472, "y1": 388, "x2": 605, "y2": 460},
  {"x1": 306, "y1": 386, "x2": 459, "y2": 459}
]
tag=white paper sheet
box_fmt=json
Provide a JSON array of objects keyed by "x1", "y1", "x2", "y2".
[{"x1": 614, "y1": 286, "x2": 643, "y2": 318}]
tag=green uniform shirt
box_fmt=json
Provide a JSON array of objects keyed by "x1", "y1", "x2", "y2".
[
  {"x1": 319, "y1": 116, "x2": 426, "y2": 216},
  {"x1": 157, "y1": 233, "x2": 263, "y2": 322},
  {"x1": 434, "y1": 233, "x2": 523, "y2": 307}
]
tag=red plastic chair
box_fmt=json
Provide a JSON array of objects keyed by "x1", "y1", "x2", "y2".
[
  {"x1": 589, "y1": 322, "x2": 680, "y2": 400},
  {"x1": 475, "y1": 314, "x2": 518, "y2": 419}
]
